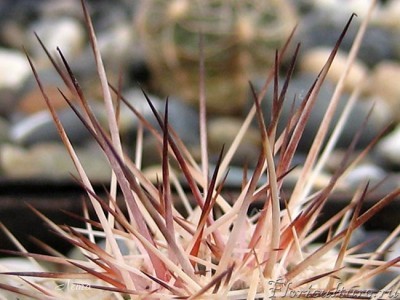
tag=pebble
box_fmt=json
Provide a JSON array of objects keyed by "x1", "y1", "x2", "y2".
[
  {"x1": 84, "y1": 1, "x2": 136, "y2": 32},
  {"x1": 376, "y1": 0, "x2": 400, "y2": 29},
  {"x1": 0, "y1": 117, "x2": 10, "y2": 144},
  {"x1": 0, "y1": 87, "x2": 17, "y2": 116},
  {"x1": 27, "y1": 16, "x2": 85, "y2": 61},
  {"x1": 284, "y1": 166, "x2": 337, "y2": 191},
  {"x1": 0, "y1": 257, "x2": 45, "y2": 299},
  {"x1": 0, "y1": 1, "x2": 44, "y2": 38},
  {"x1": 299, "y1": 47, "x2": 368, "y2": 92},
  {"x1": 161, "y1": 97, "x2": 200, "y2": 146},
  {"x1": 366, "y1": 61, "x2": 400, "y2": 121},
  {"x1": 357, "y1": 26, "x2": 400, "y2": 66},
  {"x1": 349, "y1": 227, "x2": 389, "y2": 254},
  {"x1": 0, "y1": 257, "x2": 43, "y2": 273},
  {"x1": 309, "y1": 0, "x2": 375, "y2": 17},
  {"x1": 256, "y1": 73, "x2": 387, "y2": 152},
  {"x1": 120, "y1": 88, "x2": 200, "y2": 145},
  {"x1": 298, "y1": 6, "x2": 400, "y2": 67},
  {"x1": 387, "y1": 238, "x2": 400, "y2": 264},
  {"x1": 383, "y1": 246, "x2": 400, "y2": 289},
  {"x1": 207, "y1": 117, "x2": 261, "y2": 167},
  {"x1": 39, "y1": 1, "x2": 83, "y2": 20},
  {"x1": 343, "y1": 163, "x2": 387, "y2": 190},
  {"x1": 372, "y1": 270, "x2": 399, "y2": 291},
  {"x1": 68, "y1": 238, "x2": 129, "y2": 262},
  {"x1": 16, "y1": 69, "x2": 75, "y2": 115},
  {"x1": 0, "y1": 20, "x2": 26, "y2": 50},
  {"x1": 373, "y1": 238, "x2": 400, "y2": 290},
  {"x1": 0, "y1": 142, "x2": 111, "y2": 181},
  {"x1": 96, "y1": 21, "x2": 136, "y2": 67},
  {"x1": 0, "y1": 48, "x2": 31, "y2": 90},
  {"x1": 10, "y1": 106, "x2": 100, "y2": 146},
  {"x1": 324, "y1": 148, "x2": 360, "y2": 173},
  {"x1": 118, "y1": 88, "x2": 163, "y2": 134},
  {"x1": 375, "y1": 124, "x2": 400, "y2": 168},
  {"x1": 68, "y1": 12, "x2": 137, "y2": 81}
]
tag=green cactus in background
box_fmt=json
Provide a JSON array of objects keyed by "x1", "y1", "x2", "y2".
[{"x1": 137, "y1": 0, "x2": 298, "y2": 114}]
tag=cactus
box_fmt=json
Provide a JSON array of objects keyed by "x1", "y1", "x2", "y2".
[
  {"x1": 1, "y1": 0, "x2": 399, "y2": 299},
  {"x1": 137, "y1": 0, "x2": 298, "y2": 114}
]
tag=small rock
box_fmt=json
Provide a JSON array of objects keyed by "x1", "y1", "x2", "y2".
[
  {"x1": 0, "y1": 143, "x2": 69, "y2": 178},
  {"x1": 0, "y1": 87, "x2": 19, "y2": 116},
  {"x1": 324, "y1": 149, "x2": 360, "y2": 173},
  {"x1": 10, "y1": 108, "x2": 92, "y2": 146},
  {"x1": 349, "y1": 227, "x2": 389, "y2": 254},
  {"x1": 299, "y1": 47, "x2": 368, "y2": 92},
  {"x1": 16, "y1": 68, "x2": 75, "y2": 115},
  {"x1": 387, "y1": 238, "x2": 400, "y2": 263},
  {"x1": 376, "y1": 0, "x2": 400, "y2": 29},
  {"x1": 208, "y1": 117, "x2": 260, "y2": 167},
  {"x1": 0, "y1": 117, "x2": 10, "y2": 144},
  {"x1": 39, "y1": 1, "x2": 83, "y2": 19},
  {"x1": 366, "y1": 61, "x2": 400, "y2": 121},
  {"x1": 357, "y1": 25, "x2": 400, "y2": 67},
  {"x1": 121, "y1": 89, "x2": 199, "y2": 146},
  {"x1": 0, "y1": 257, "x2": 43, "y2": 272},
  {"x1": 372, "y1": 270, "x2": 399, "y2": 291},
  {"x1": 210, "y1": 165, "x2": 268, "y2": 188},
  {"x1": 0, "y1": 48, "x2": 31, "y2": 89},
  {"x1": 69, "y1": 20, "x2": 137, "y2": 82},
  {"x1": 0, "y1": 20, "x2": 26, "y2": 49},
  {"x1": 310, "y1": 0, "x2": 374, "y2": 18},
  {"x1": 298, "y1": 8, "x2": 399, "y2": 67},
  {"x1": 79, "y1": 141, "x2": 112, "y2": 181},
  {"x1": 256, "y1": 74, "x2": 387, "y2": 152},
  {"x1": 162, "y1": 97, "x2": 200, "y2": 146},
  {"x1": 0, "y1": 0, "x2": 44, "y2": 31},
  {"x1": 95, "y1": 21, "x2": 135, "y2": 66},
  {"x1": 84, "y1": 1, "x2": 135, "y2": 31},
  {"x1": 139, "y1": 136, "x2": 163, "y2": 167},
  {"x1": 373, "y1": 238, "x2": 400, "y2": 289},
  {"x1": 0, "y1": 257, "x2": 45, "y2": 299},
  {"x1": 0, "y1": 142, "x2": 110, "y2": 181},
  {"x1": 118, "y1": 88, "x2": 163, "y2": 134},
  {"x1": 343, "y1": 163, "x2": 386, "y2": 189},
  {"x1": 283, "y1": 166, "x2": 336, "y2": 191},
  {"x1": 27, "y1": 16, "x2": 85, "y2": 60},
  {"x1": 67, "y1": 238, "x2": 129, "y2": 262},
  {"x1": 375, "y1": 124, "x2": 400, "y2": 167}
]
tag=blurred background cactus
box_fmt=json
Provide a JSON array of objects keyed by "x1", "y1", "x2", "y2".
[{"x1": 137, "y1": 0, "x2": 298, "y2": 114}]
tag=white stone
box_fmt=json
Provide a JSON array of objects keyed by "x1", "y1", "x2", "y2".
[
  {"x1": 300, "y1": 47, "x2": 368, "y2": 93},
  {"x1": 311, "y1": 0, "x2": 375, "y2": 18},
  {"x1": 366, "y1": 61, "x2": 400, "y2": 121},
  {"x1": 0, "y1": 48, "x2": 31, "y2": 89},
  {"x1": 344, "y1": 163, "x2": 386, "y2": 186},
  {"x1": 375, "y1": 0, "x2": 400, "y2": 29},
  {"x1": 0, "y1": 257, "x2": 43, "y2": 273},
  {"x1": 0, "y1": 258, "x2": 45, "y2": 300},
  {"x1": 376, "y1": 124, "x2": 400, "y2": 166},
  {"x1": 10, "y1": 111, "x2": 53, "y2": 143},
  {"x1": 118, "y1": 88, "x2": 163, "y2": 133},
  {"x1": 28, "y1": 17, "x2": 85, "y2": 59},
  {"x1": 97, "y1": 22, "x2": 136, "y2": 64}
]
